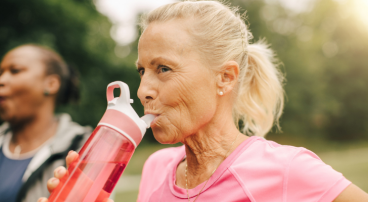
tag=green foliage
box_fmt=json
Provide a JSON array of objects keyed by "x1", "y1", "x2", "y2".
[
  {"x1": 0, "y1": 0, "x2": 151, "y2": 140},
  {"x1": 232, "y1": 0, "x2": 368, "y2": 140}
]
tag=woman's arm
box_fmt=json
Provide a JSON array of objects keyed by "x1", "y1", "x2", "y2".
[{"x1": 333, "y1": 184, "x2": 368, "y2": 202}]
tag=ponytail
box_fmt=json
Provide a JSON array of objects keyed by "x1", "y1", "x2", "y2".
[
  {"x1": 59, "y1": 64, "x2": 80, "y2": 105},
  {"x1": 234, "y1": 40, "x2": 284, "y2": 137}
]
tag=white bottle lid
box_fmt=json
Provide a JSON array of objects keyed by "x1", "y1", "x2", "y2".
[{"x1": 97, "y1": 81, "x2": 155, "y2": 147}]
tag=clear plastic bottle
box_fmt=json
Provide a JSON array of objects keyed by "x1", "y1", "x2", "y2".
[{"x1": 48, "y1": 81, "x2": 155, "y2": 202}]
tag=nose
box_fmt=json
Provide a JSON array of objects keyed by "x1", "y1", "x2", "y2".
[
  {"x1": 137, "y1": 73, "x2": 158, "y2": 106},
  {"x1": 0, "y1": 70, "x2": 10, "y2": 87}
]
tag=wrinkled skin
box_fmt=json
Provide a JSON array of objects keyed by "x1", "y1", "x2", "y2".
[{"x1": 136, "y1": 19, "x2": 219, "y2": 145}]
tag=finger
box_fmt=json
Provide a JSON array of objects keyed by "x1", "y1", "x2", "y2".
[
  {"x1": 53, "y1": 166, "x2": 67, "y2": 179},
  {"x1": 37, "y1": 197, "x2": 48, "y2": 202},
  {"x1": 66, "y1": 150, "x2": 79, "y2": 168},
  {"x1": 47, "y1": 177, "x2": 60, "y2": 193},
  {"x1": 102, "y1": 199, "x2": 114, "y2": 202}
]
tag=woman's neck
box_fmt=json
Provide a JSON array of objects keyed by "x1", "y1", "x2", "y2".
[
  {"x1": 176, "y1": 111, "x2": 248, "y2": 189},
  {"x1": 9, "y1": 107, "x2": 58, "y2": 154}
]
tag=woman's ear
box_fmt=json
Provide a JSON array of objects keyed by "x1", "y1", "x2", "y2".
[
  {"x1": 44, "y1": 75, "x2": 61, "y2": 95},
  {"x1": 216, "y1": 61, "x2": 239, "y2": 95}
]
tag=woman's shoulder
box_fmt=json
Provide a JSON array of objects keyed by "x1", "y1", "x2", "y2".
[
  {"x1": 49, "y1": 113, "x2": 92, "y2": 152},
  {"x1": 236, "y1": 136, "x2": 319, "y2": 165},
  {"x1": 230, "y1": 137, "x2": 350, "y2": 201},
  {"x1": 231, "y1": 137, "x2": 324, "y2": 176}
]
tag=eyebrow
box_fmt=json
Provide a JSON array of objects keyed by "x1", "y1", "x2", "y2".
[
  {"x1": 1, "y1": 64, "x2": 22, "y2": 70},
  {"x1": 135, "y1": 59, "x2": 140, "y2": 68},
  {"x1": 136, "y1": 56, "x2": 179, "y2": 68}
]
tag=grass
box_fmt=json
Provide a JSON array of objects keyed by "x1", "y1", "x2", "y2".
[
  {"x1": 115, "y1": 135, "x2": 368, "y2": 202},
  {"x1": 115, "y1": 191, "x2": 139, "y2": 202}
]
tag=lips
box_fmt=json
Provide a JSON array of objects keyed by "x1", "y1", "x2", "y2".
[
  {"x1": 144, "y1": 111, "x2": 160, "y2": 127},
  {"x1": 144, "y1": 110, "x2": 160, "y2": 116},
  {"x1": 150, "y1": 115, "x2": 160, "y2": 127},
  {"x1": 0, "y1": 96, "x2": 7, "y2": 103}
]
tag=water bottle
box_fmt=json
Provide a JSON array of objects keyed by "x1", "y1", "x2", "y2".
[{"x1": 48, "y1": 81, "x2": 155, "y2": 202}]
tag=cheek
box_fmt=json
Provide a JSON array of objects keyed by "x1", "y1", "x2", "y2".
[
  {"x1": 154, "y1": 74, "x2": 217, "y2": 141},
  {"x1": 151, "y1": 88, "x2": 188, "y2": 143},
  {"x1": 0, "y1": 75, "x2": 45, "y2": 120},
  {"x1": 13, "y1": 84, "x2": 44, "y2": 107},
  {"x1": 13, "y1": 73, "x2": 44, "y2": 101}
]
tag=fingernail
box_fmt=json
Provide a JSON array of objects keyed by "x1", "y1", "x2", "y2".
[
  {"x1": 52, "y1": 178, "x2": 59, "y2": 184},
  {"x1": 38, "y1": 197, "x2": 47, "y2": 202},
  {"x1": 58, "y1": 168, "x2": 65, "y2": 175},
  {"x1": 68, "y1": 150, "x2": 72, "y2": 155}
]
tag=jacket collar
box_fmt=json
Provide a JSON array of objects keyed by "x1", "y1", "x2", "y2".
[{"x1": 0, "y1": 113, "x2": 92, "y2": 181}]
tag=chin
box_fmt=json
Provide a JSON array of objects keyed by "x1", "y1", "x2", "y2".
[
  {"x1": 0, "y1": 104, "x2": 15, "y2": 121},
  {"x1": 152, "y1": 128, "x2": 180, "y2": 145},
  {"x1": 0, "y1": 111, "x2": 11, "y2": 122}
]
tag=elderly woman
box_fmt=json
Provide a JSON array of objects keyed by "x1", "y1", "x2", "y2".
[{"x1": 39, "y1": 1, "x2": 368, "y2": 202}]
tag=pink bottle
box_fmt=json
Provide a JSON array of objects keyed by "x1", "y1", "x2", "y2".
[{"x1": 48, "y1": 81, "x2": 155, "y2": 202}]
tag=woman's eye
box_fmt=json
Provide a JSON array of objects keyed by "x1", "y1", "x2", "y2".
[
  {"x1": 158, "y1": 65, "x2": 171, "y2": 73},
  {"x1": 138, "y1": 68, "x2": 145, "y2": 76},
  {"x1": 10, "y1": 69, "x2": 21, "y2": 74}
]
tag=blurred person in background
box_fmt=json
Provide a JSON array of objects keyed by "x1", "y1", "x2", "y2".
[
  {"x1": 0, "y1": 44, "x2": 91, "y2": 202},
  {"x1": 40, "y1": 1, "x2": 368, "y2": 202}
]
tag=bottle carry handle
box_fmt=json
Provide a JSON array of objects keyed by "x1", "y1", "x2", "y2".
[{"x1": 106, "y1": 81, "x2": 133, "y2": 104}]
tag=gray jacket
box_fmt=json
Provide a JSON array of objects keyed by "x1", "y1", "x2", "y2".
[{"x1": 0, "y1": 113, "x2": 92, "y2": 202}]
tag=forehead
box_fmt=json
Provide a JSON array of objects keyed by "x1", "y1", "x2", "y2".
[
  {"x1": 1, "y1": 46, "x2": 43, "y2": 67},
  {"x1": 137, "y1": 19, "x2": 194, "y2": 64}
]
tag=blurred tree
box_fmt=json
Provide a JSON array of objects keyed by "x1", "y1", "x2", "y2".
[
  {"x1": 317, "y1": 0, "x2": 368, "y2": 140},
  {"x1": 0, "y1": 0, "x2": 150, "y2": 140},
  {"x1": 232, "y1": 0, "x2": 368, "y2": 140}
]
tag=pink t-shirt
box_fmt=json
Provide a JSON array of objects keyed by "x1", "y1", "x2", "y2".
[{"x1": 138, "y1": 136, "x2": 351, "y2": 202}]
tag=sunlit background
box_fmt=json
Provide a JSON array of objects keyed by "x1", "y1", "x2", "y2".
[{"x1": 1, "y1": 0, "x2": 368, "y2": 201}]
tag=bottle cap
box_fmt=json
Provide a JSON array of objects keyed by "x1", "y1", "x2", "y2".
[{"x1": 97, "y1": 81, "x2": 155, "y2": 148}]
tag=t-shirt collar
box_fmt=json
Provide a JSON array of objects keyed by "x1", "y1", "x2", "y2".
[{"x1": 169, "y1": 135, "x2": 260, "y2": 199}]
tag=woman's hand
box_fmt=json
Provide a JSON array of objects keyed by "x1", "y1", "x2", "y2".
[{"x1": 37, "y1": 151, "x2": 114, "y2": 202}]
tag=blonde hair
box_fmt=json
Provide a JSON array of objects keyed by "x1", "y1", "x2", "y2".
[{"x1": 140, "y1": 1, "x2": 284, "y2": 137}]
